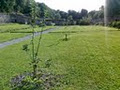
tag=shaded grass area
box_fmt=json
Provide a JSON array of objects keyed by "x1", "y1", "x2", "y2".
[
  {"x1": 0, "y1": 26, "x2": 120, "y2": 89},
  {"x1": 0, "y1": 23, "x2": 55, "y2": 42}
]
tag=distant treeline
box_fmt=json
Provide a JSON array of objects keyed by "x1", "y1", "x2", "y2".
[{"x1": 0, "y1": 0, "x2": 120, "y2": 26}]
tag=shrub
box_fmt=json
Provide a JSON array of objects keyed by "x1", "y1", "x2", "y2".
[
  {"x1": 78, "y1": 18, "x2": 90, "y2": 25},
  {"x1": 11, "y1": 71, "x2": 64, "y2": 90},
  {"x1": 110, "y1": 21, "x2": 120, "y2": 29}
]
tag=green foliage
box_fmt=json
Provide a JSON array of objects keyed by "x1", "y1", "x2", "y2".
[
  {"x1": 55, "y1": 13, "x2": 61, "y2": 20},
  {"x1": 68, "y1": 10, "x2": 81, "y2": 20},
  {"x1": 110, "y1": 21, "x2": 120, "y2": 29},
  {"x1": 78, "y1": 18, "x2": 91, "y2": 25},
  {"x1": 14, "y1": 0, "x2": 25, "y2": 13},
  {"x1": 22, "y1": 44, "x2": 29, "y2": 51},
  {"x1": 88, "y1": 6, "x2": 104, "y2": 20},
  {"x1": 80, "y1": 9, "x2": 88, "y2": 18},
  {"x1": 88, "y1": 10, "x2": 96, "y2": 18},
  {"x1": 37, "y1": 3, "x2": 55, "y2": 19},
  {"x1": 44, "y1": 59, "x2": 52, "y2": 68},
  {"x1": 23, "y1": 0, "x2": 33, "y2": 15},
  {"x1": 0, "y1": 0, "x2": 15, "y2": 13},
  {"x1": 0, "y1": 0, "x2": 107, "y2": 25},
  {"x1": 63, "y1": 34, "x2": 68, "y2": 41},
  {"x1": 67, "y1": 15, "x2": 73, "y2": 25},
  {"x1": 0, "y1": 0, "x2": 35, "y2": 15}
]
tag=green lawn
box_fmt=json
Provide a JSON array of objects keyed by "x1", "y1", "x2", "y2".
[
  {"x1": 0, "y1": 26, "x2": 120, "y2": 89},
  {"x1": 0, "y1": 24, "x2": 55, "y2": 42},
  {"x1": 0, "y1": 23, "x2": 30, "y2": 32}
]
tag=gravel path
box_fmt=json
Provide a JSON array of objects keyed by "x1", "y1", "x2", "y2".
[{"x1": 0, "y1": 27, "x2": 59, "y2": 49}]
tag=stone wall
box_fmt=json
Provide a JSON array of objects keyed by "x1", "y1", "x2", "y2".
[
  {"x1": 0, "y1": 13, "x2": 30, "y2": 24},
  {"x1": 0, "y1": 13, "x2": 11, "y2": 23}
]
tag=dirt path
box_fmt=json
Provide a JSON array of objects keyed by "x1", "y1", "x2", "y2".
[{"x1": 0, "y1": 27, "x2": 59, "y2": 49}]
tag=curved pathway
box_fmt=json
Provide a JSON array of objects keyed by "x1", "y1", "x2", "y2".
[{"x1": 0, "y1": 27, "x2": 59, "y2": 49}]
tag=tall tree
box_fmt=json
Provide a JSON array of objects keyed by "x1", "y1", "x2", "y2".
[
  {"x1": 0, "y1": 0, "x2": 15, "y2": 13},
  {"x1": 68, "y1": 10, "x2": 77, "y2": 20},
  {"x1": 59, "y1": 11, "x2": 68, "y2": 20},
  {"x1": 14, "y1": 0, "x2": 25, "y2": 13},
  {"x1": 55, "y1": 13, "x2": 61, "y2": 20},
  {"x1": 81, "y1": 9, "x2": 88, "y2": 18},
  {"x1": 67, "y1": 15, "x2": 73, "y2": 25},
  {"x1": 23, "y1": 0, "x2": 34, "y2": 16}
]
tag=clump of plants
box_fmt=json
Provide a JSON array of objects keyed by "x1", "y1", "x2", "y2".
[
  {"x1": 78, "y1": 17, "x2": 91, "y2": 25},
  {"x1": 63, "y1": 34, "x2": 68, "y2": 41},
  {"x1": 10, "y1": 69, "x2": 64, "y2": 90},
  {"x1": 63, "y1": 27, "x2": 69, "y2": 41},
  {"x1": 110, "y1": 21, "x2": 120, "y2": 29}
]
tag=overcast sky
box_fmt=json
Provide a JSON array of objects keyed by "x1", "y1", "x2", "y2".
[{"x1": 35, "y1": 0, "x2": 105, "y2": 12}]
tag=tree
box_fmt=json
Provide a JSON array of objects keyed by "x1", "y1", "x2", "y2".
[
  {"x1": 0, "y1": 0, "x2": 15, "y2": 13},
  {"x1": 68, "y1": 10, "x2": 77, "y2": 20},
  {"x1": 88, "y1": 6, "x2": 104, "y2": 20},
  {"x1": 67, "y1": 15, "x2": 73, "y2": 25},
  {"x1": 88, "y1": 10, "x2": 96, "y2": 18},
  {"x1": 23, "y1": 0, "x2": 34, "y2": 16},
  {"x1": 37, "y1": 3, "x2": 55, "y2": 19},
  {"x1": 59, "y1": 11, "x2": 68, "y2": 20},
  {"x1": 14, "y1": 0, "x2": 26, "y2": 13},
  {"x1": 78, "y1": 17, "x2": 90, "y2": 25},
  {"x1": 80, "y1": 9, "x2": 88, "y2": 18},
  {"x1": 55, "y1": 12, "x2": 61, "y2": 20}
]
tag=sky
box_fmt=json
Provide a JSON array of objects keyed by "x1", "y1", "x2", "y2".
[{"x1": 35, "y1": 0, "x2": 105, "y2": 12}]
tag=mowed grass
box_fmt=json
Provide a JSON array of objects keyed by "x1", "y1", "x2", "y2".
[
  {"x1": 0, "y1": 23, "x2": 30, "y2": 32},
  {"x1": 0, "y1": 23, "x2": 55, "y2": 42},
  {"x1": 0, "y1": 26, "x2": 120, "y2": 89}
]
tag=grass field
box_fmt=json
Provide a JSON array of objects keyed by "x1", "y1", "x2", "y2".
[
  {"x1": 0, "y1": 23, "x2": 30, "y2": 32},
  {"x1": 0, "y1": 24, "x2": 55, "y2": 42},
  {"x1": 0, "y1": 26, "x2": 120, "y2": 89}
]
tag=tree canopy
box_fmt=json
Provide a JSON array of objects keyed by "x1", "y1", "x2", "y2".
[{"x1": 1, "y1": 0, "x2": 120, "y2": 25}]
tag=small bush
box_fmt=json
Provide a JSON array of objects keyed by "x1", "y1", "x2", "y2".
[
  {"x1": 78, "y1": 18, "x2": 90, "y2": 25},
  {"x1": 63, "y1": 34, "x2": 68, "y2": 41},
  {"x1": 11, "y1": 71, "x2": 64, "y2": 90},
  {"x1": 110, "y1": 21, "x2": 120, "y2": 29}
]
